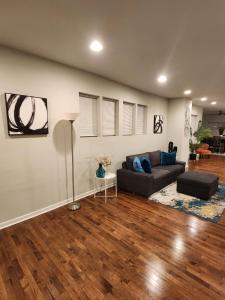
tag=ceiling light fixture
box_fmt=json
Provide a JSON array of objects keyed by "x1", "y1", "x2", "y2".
[
  {"x1": 89, "y1": 40, "x2": 103, "y2": 52},
  {"x1": 211, "y1": 101, "x2": 217, "y2": 105},
  {"x1": 184, "y1": 90, "x2": 192, "y2": 95},
  {"x1": 201, "y1": 97, "x2": 207, "y2": 101},
  {"x1": 157, "y1": 75, "x2": 167, "y2": 83}
]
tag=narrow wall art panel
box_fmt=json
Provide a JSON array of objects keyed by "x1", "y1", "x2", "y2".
[
  {"x1": 5, "y1": 93, "x2": 48, "y2": 136},
  {"x1": 184, "y1": 105, "x2": 191, "y2": 138},
  {"x1": 153, "y1": 115, "x2": 164, "y2": 134}
]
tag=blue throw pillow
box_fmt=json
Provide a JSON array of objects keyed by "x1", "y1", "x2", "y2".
[
  {"x1": 133, "y1": 157, "x2": 144, "y2": 173},
  {"x1": 161, "y1": 151, "x2": 176, "y2": 165},
  {"x1": 140, "y1": 157, "x2": 152, "y2": 173}
]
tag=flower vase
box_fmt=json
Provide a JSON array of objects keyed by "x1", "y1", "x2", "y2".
[{"x1": 96, "y1": 163, "x2": 105, "y2": 178}]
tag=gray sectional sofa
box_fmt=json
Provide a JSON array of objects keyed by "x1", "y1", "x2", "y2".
[{"x1": 117, "y1": 150, "x2": 185, "y2": 197}]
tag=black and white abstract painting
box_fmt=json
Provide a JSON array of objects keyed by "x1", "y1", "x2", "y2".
[
  {"x1": 154, "y1": 115, "x2": 164, "y2": 134},
  {"x1": 5, "y1": 93, "x2": 48, "y2": 136}
]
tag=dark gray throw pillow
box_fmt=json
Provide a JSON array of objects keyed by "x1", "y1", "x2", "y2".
[{"x1": 140, "y1": 157, "x2": 152, "y2": 173}]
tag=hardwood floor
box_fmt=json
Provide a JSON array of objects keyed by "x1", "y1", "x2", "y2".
[
  {"x1": 0, "y1": 157, "x2": 225, "y2": 299},
  {"x1": 189, "y1": 155, "x2": 225, "y2": 183}
]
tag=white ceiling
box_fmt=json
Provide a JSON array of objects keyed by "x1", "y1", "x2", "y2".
[{"x1": 0, "y1": 0, "x2": 225, "y2": 111}]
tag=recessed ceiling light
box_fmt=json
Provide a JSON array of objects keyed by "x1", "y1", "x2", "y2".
[
  {"x1": 211, "y1": 101, "x2": 217, "y2": 105},
  {"x1": 201, "y1": 97, "x2": 207, "y2": 101},
  {"x1": 89, "y1": 40, "x2": 103, "y2": 52},
  {"x1": 184, "y1": 89, "x2": 192, "y2": 95},
  {"x1": 157, "y1": 75, "x2": 167, "y2": 83}
]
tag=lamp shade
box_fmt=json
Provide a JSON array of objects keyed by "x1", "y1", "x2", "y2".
[{"x1": 63, "y1": 112, "x2": 80, "y2": 121}]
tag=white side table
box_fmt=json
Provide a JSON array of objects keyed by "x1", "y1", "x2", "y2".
[{"x1": 94, "y1": 172, "x2": 117, "y2": 203}]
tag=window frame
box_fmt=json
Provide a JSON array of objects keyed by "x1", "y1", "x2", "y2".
[
  {"x1": 122, "y1": 101, "x2": 135, "y2": 136},
  {"x1": 136, "y1": 104, "x2": 147, "y2": 135},
  {"x1": 102, "y1": 97, "x2": 119, "y2": 137},
  {"x1": 79, "y1": 92, "x2": 99, "y2": 137}
]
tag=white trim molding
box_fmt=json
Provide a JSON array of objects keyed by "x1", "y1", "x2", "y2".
[{"x1": 0, "y1": 183, "x2": 115, "y2": 230}]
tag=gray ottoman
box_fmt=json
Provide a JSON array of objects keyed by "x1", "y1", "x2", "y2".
[{"x1": 177, "y1": 171, "x2": 218, "y2": 200}]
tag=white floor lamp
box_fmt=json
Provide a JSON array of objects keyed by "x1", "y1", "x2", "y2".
[{"x1": 63, "y1": 112, "x2": 80, "y2": 211}]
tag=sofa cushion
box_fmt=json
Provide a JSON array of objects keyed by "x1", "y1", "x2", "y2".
[
  {"x1": 133, "y1": 157, "x2": 145, "y2": 173},
  {"x1": 160, "y1": 151, "x2": 176, "y2": 165},
  {"x1": 154, "y1": 164, "x2": 184, "y2": 176},
  {"x1": 126, "y1": 152, "x2": 149, "y2": 170},
  {"x1": 151, "y1": 168, "x2": 170, "y2": 183},
  {"x1": 148, "y1": 150, "x2": 161, "y2": 166}
]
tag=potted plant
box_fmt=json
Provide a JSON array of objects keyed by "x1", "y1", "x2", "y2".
[
  {"x1": 193, "y1": 126, "x2": 213, "y2": 143},
  {"x1": 189, "y1": 125, "x2": 212, "y2": 160},
  {"x1": 189, "y1": 140, "x2": 199, "y2": 160}
]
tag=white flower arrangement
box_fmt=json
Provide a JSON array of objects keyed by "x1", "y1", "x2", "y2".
[{"x1": 96, "y1": 155, "x2": 112, "y2": 167}]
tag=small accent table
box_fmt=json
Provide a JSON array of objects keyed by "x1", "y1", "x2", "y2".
[{"x1": 94, "y1": 172, "x2": 117, "y2": 203}]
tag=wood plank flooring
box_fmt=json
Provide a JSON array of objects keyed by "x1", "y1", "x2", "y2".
[
  {"x1": 189, "y1": 155, "x2": 225, "y2": 183},
  {"x1": 0, "y1": 156, "x2": 225, "y2": 299}
]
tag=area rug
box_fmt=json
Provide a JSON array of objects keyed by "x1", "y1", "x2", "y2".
[{"x1": 149, "y1": 183, "x2": 225, "y2": 223}]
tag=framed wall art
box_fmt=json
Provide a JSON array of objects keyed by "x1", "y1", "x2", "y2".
[
  {"x1": 153, "y1": 115, "x2": 164, "y2": 134},
  {"x1": 5, "y1": 93, "x2": 48, "y2": 136}
]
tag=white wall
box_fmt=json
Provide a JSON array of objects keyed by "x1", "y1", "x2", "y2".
[
  {"x1": 0, "y1": 46, "x2": 168, "y2": 224},
  {"x1": 192, "y1": 105, "x2": 203, "y2": 121},
  {"x1": 191, "y1": 105, "x2": 203, "y2": 132},
  {"x1": 167, "y1": 99, "x2": 192, "y2": 163}
]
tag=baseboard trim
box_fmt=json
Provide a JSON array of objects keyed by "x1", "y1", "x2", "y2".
[{"x1": 0, "y1": 183, "x2": 115, "y2": 230}]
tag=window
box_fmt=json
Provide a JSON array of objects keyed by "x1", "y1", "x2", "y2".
[
  {"x1": 123, "y1": 102, "x2": 135, "y2": 135},
  {"x1": 137, "y1": 104, "x2": 147, "y2": 134},
  {"x1": 102, "y1": 98, "x2": 117, "y2": 136},
  {"x1": 79, "y1": 93, "x2": 98, "y2": 137}
]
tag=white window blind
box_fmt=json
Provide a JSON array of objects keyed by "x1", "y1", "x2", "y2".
[
  {"x1": 123, "y1": 102, "x2": 134, "y2": 135},
  {"x1": 79, "y1": 94, "x2": 98, "y2": 137},
  {"x1": 137, "y1": 105, "x2": 146, "y2": 134},
  {"x1": 102, "y1": 98, "x2": 116, "y2": 136}
]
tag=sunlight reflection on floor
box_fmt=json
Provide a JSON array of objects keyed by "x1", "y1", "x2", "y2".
[{"x1": 146, "y1": 259, "x2": 166, "y2": 295}]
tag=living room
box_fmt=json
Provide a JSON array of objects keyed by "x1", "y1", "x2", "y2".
[{"x1": 0, "y1": 1, "x2": 225, "y2": 299}]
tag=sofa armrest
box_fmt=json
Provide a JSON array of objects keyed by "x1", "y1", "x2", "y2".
[
  {"x1": 176, "y1": 160, "x2": 186, "y2": 166},
  {"x1": 117, "y1": 168, "x2": 154, "y2": 197},
  {"x1": 176, "y1": 160, "x2": 186, "y2": 173}
]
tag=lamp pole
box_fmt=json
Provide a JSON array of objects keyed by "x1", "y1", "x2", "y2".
[{"x1": 67, "y1": 119, "x2": 80, "y2": 211}]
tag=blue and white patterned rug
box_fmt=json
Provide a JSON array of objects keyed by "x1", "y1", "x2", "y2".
[{"x1": 149, "y1": 183, "x2": 225, "y2": 223}]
